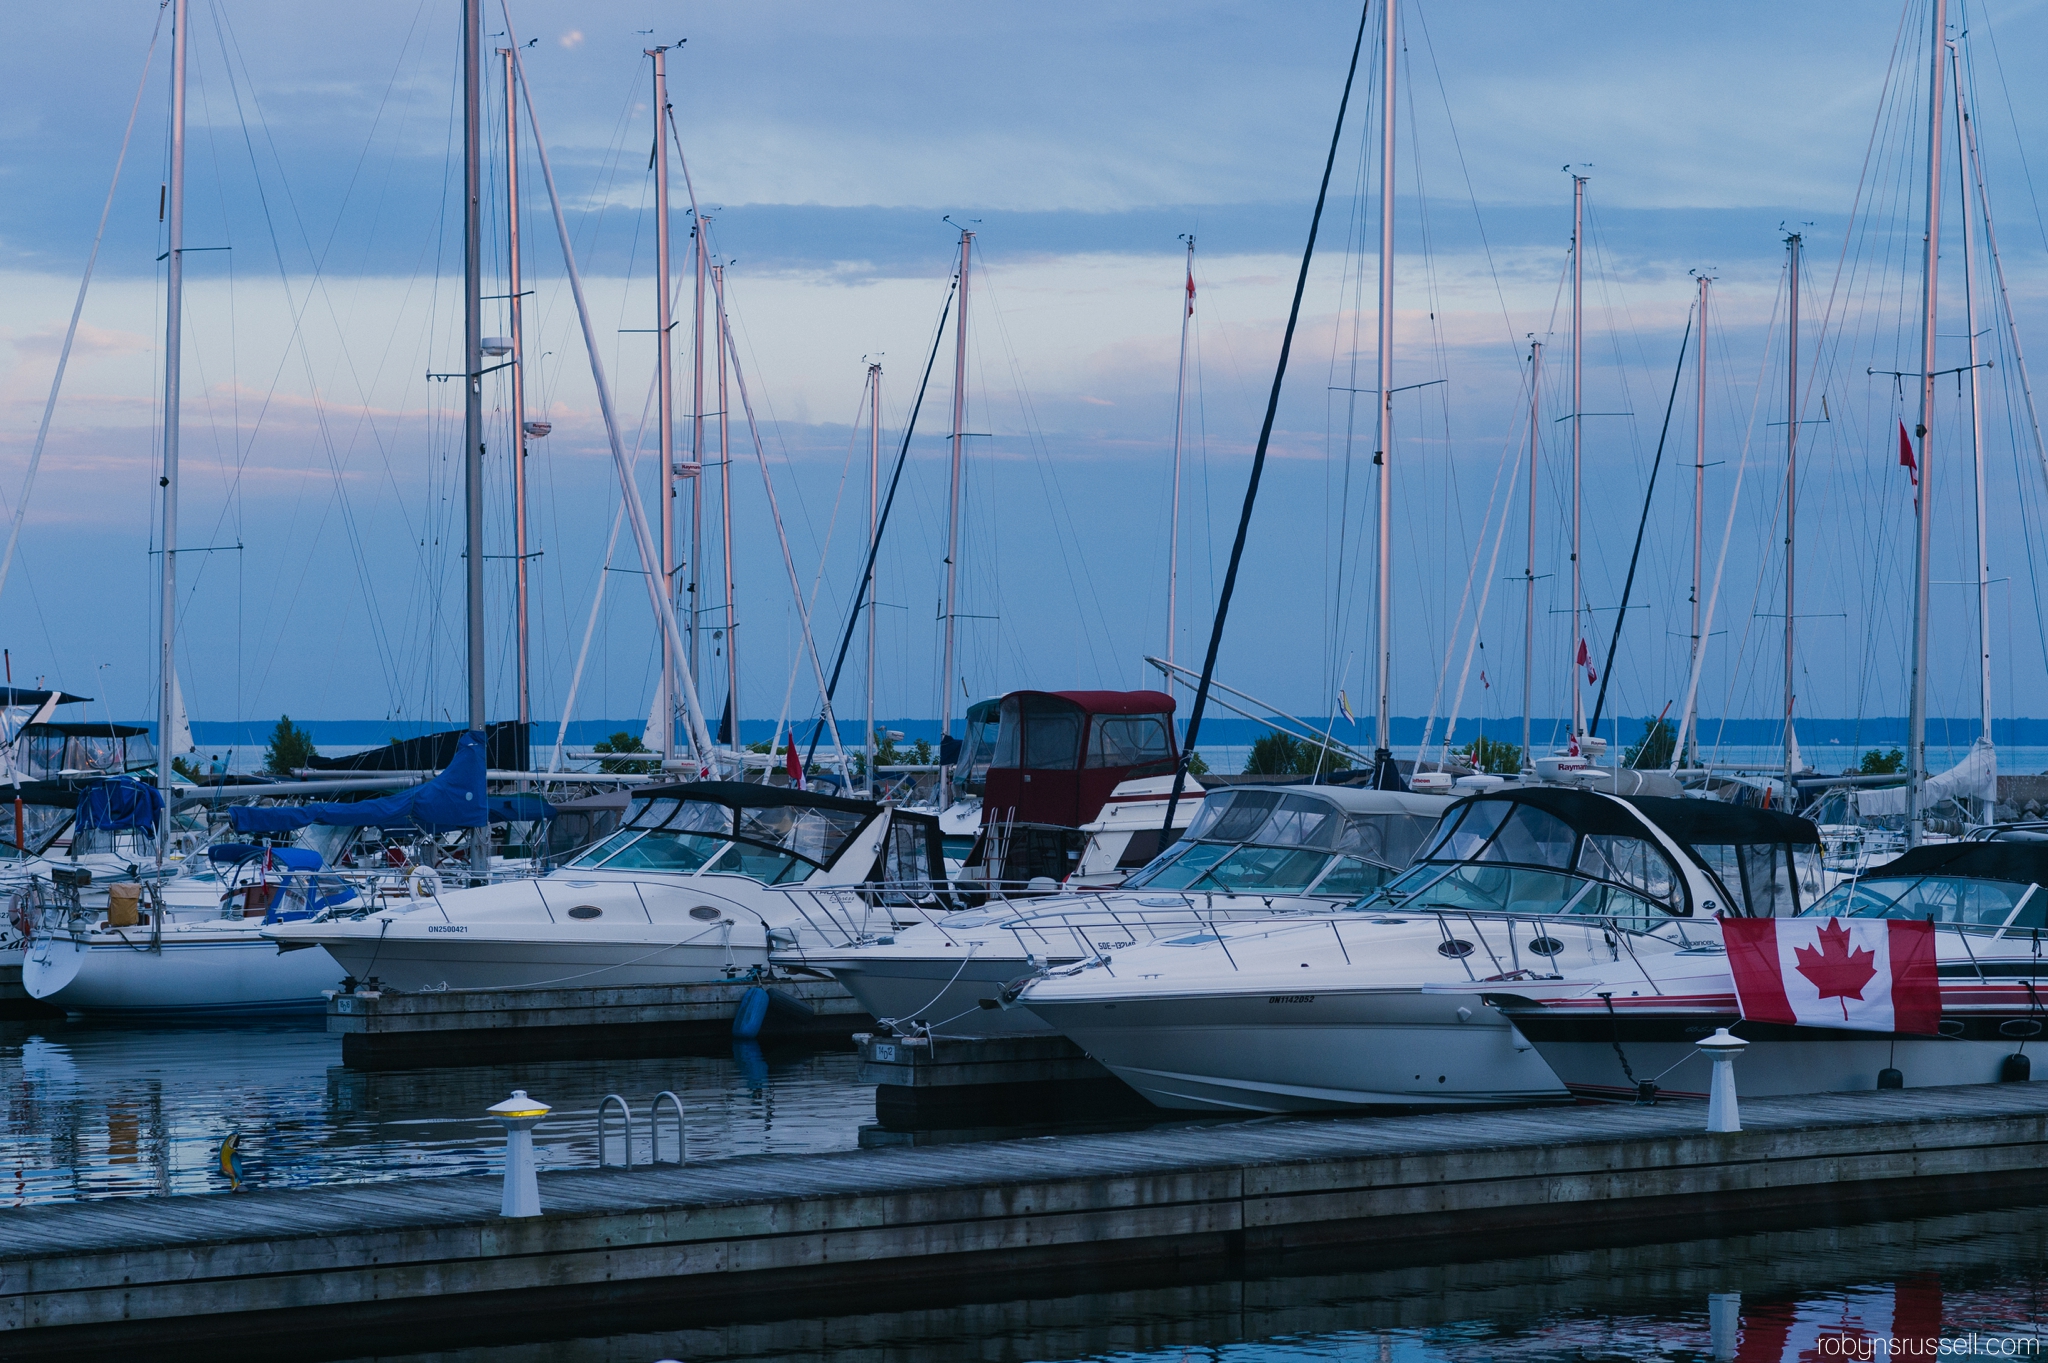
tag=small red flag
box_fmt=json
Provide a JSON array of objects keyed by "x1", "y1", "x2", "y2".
[
  {"x1": 1897, "y1": 420, "x2": 1919, "y2": 486},
  {"x1": 1575, "y1": 638, "x2": 1597, "y2": 684},
  {"x1": 1185, "y1": 266, "x2": 1196, "y2": 317},
  {"x1": 784, "y1": 744, "x2": 805, "y2": 791}
]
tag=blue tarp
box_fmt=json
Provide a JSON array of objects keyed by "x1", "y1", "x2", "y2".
[
  {"x1": 77, "y1": 778, "x2": 164, "y2": 833},
  {"x1": 228, "y1": 731, "x2": 491, "y2": 836},
  {"x1": 490, "y1": 793, "x2": 556, "y2": 823}
]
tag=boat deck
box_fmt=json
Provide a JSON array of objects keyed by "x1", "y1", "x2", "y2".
[{"x1": 8, "y1": 1080, "x2": 2048, "y2": 1354}]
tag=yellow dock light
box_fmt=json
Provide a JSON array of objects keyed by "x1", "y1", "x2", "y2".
[{"x1": 487, "y1": 1089, "x2": 551, "y2": 1217}]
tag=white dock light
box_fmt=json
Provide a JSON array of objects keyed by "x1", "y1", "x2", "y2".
[
  {"x1": 488, "y1": 1089, "x2": 551, "y2": 1217},
  {"x1": 1695, "y1": 1029, "x2": 1748, "y2": 1133}
]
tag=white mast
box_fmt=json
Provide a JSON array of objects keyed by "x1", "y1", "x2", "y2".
[
  {"x1": 1784, "y1": 231, "x2": 1801, "y2": 804},
  {"x1": 691, "y1": 213, "x2": 708, "y2": 682},
  {"x1": 866, "y1": 360, "x2": 882, "y2": 795},
  {"x1": 1907, "y1": 0, "x2": 1948, "y2": 847},
  {"x1": 1953, "y1": 38, "x2": 1994, "y2": 821},
  {"x1": 650, "y1": 46, "x2": 677, "y2": 759},
  {"x1": 501, "y1": 46, "x2": 530, "y2": 741},
  {"x1": 1371, "y1": 0, "x2": 1396, "y2": 773},
  {"x1": 462, "y1": 0, "x2": 488, "y2": 879},
  {"x1": 1168, "y1": 234, "x2": 1193, "y2": 688},
  {"x1": 1569, "y1": 173, "x2": 1586, "y2": 752},
  {"x1": 1523, "y1": 340, "x2": 1539, "y2": 772},
  {"x1": 714, "y1": 262, "x2": 737, "y2": 748},
  {"x1": 157, "y1": 0, "x2": 188, "y2": 866},
  {"x1": 1689, "y1": 274, "x2": 1708, "y2": 767},
  {"x1": 940, "y1": 228, "x2": 972, "y2": 807}
]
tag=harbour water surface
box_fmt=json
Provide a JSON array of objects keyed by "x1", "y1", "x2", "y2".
[{"x1": 0, "y1": 1017, "x2": 874, "y2": 1206}]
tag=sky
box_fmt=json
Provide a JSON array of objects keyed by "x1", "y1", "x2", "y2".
[{"x1": 4, "y1": 0, "x2": 2048, "y2": 757}]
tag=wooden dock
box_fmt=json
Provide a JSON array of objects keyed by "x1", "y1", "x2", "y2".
[
  {"x1": 327, "y1": 977, "x2": 873, "y2": 1069},
  {"x1": 8, "y1": 1081, "x2": 2048, "y2": 1355}
]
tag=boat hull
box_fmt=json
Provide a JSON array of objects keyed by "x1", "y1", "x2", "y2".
[
  {"x1": 23, "y1": 932, "x2": 344, "y2": 1015},
  {"x1": 315, "y1": 934, "x2": 767, "y2": 992},
  {"x1": 1026, "y1": 987, "x2": 1570, "y2": 1112},
  {"x1": 816, "y1": 953, "x2": 1067, "y2": 1037}
]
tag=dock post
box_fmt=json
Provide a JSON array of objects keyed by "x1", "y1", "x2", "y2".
[
  {"x1": 1697, "y1": 1029, "x2": 1748, "y2": 1133},
  {"x1": 487, "y1": 1089, "x2": 551, "y2": 1218}
]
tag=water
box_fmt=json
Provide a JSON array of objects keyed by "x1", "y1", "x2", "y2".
[
  {"x1": 0, "y1": 1017, "x2": 875, "y2": 1206},
  {"x1": 327, "y1": 1202, "x2": 2048, "y2": 1360}
]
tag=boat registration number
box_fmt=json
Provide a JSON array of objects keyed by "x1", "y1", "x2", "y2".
[
  {"x1": 1268, "y1": 995, "x2": 1315, "y2": 1004},
  {"x1": 428, "y1": 925, "x2": 468, "y2": 933}
]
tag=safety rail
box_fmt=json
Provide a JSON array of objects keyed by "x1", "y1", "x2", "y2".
[
  {"x1": 595, "y1": 1091, "x2": 688, "y2": 1171},
  {"x1": 597, "y1": 1094, "x2": 633, "y2": 1170}
]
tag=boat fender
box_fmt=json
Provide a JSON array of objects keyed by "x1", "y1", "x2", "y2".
[
  {"x1": 2001, "y1": 1053, "x2": 2031, "y2": 1083},
  {"x1": 1877, "y1": 1066, "x2": 1905, "y2": 1090},
  {"x1": 764, "y1": 986, "x2": 815, "y2": 1022},
  {"x1": 732, "y1": 985, "x2": 770, "y2": 1040},
  {"x1": 408, "y1": 866, "x2": 444, "y2": 901}
]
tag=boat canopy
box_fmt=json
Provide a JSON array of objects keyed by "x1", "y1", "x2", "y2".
[
  {"x1": 983, "y1": 689, "x2": 1179, "y2": 829},
  {"x1": 228, "y1": 731, "x2": 490, "y2": 835},
  {"x1": 75, "y1": 777, "x2": 163, "y2": 833},
  {"x1": 1122, "y1": 786, "x2": 1445, "y2": 899},
  {"x1": 1861, "y1": 840, "x2": 2048, "y2": 887}
]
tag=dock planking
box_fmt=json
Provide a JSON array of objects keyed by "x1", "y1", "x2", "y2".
[{"x1": 8, "y1": 1082, "x2": 2048, "y2": 1355}]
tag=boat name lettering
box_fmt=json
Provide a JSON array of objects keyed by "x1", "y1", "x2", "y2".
[
  {"x1": 1269, "y1": 994, "x2": 1315, "y2": 1004},
  {"x1": 427, "y1": 925, "x2": 468, "y2": 933}
]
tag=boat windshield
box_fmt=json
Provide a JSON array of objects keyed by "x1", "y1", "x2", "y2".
[
  {"x1": 1805, "y1": 875, "x2": 2044, "y2": 931},
  {"x1": 1367, "y1": 796, "x2": 1688, "y2": 925},
  {"x1": 1122, "y1": 789, "x2": 1433, "y2": 895},
  {"x1": 569, "y1": 795, "x2": 867, "y2": 885}
]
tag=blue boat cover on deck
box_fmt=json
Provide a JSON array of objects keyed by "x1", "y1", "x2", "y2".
[
  {"x1": 76, "y1": 777, "x2": 164, "y2": 833},
  {"x1": 228, "y1": 730, "x2": 491, "y2": 835}
]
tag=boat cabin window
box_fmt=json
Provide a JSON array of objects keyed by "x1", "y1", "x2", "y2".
[
  {"x1": 956, "y1": 705, "x2": 1002, "y2": 793},
  {"x1": 991, "y1": 694, "x2": 1089, "y2": 771},
  {"x1": 1806, "y1": 875, "x2": 2043, "y2": 932},
  {"x1": 1084, "y1": 715, "x2": 1173, "y2": 769},
  {"x1": 1686, "y1": 842, "x2": 1811, "y2": 917},
  {"x1": 1377, "y1": 795, "x2": 1690, "y2": 923},
  {"x1": 569, "y1": 796, "x2": 867, "y2": 884},
  {"x1": 1120, "y1": 790, "x2": 1422, "y2": 894}
]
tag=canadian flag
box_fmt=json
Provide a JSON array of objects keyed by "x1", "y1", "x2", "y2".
[
  {"x1": 1722, "y1": 916, "x2": 1940, "y2": 1035},
  {"x1": 784, "y1": 743, "x2": 806, "y2": 792},
  {"x1": 1576, "y1": 637, "x2": 1597, "y2": 684}
]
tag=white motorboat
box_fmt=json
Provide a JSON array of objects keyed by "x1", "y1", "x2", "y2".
[
  {"x1": 1476, "y1": 837, "x2": 2048, "y2": 1101},
  {"x1": 786, "y1": 784, "x2": 1449, "y2": 1039},
  {"x1": 265, "y1": 782, "x2": 945, "y2": 992},
  {"x1": 1016, "y1": 784, "x2": 1824, "y2": 1112}
]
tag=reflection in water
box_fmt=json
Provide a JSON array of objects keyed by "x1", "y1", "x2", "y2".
[
  {"x1": 320, "y1": 1204, "x2": 2048, "y2": 1363},
  {"x1": 0, "y1": 1018, "x2": 873, "y2": 1206}
]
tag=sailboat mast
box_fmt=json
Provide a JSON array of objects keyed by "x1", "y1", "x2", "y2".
[
  {"x1": 691, "y1": 214, "x2": 708, "y2": 682},
  {"x1": 1690, "y1": 275, "x2": 1708, "y2": 767},
  {"x1": 1953, "y1": 40, "x2": 1993, "y2": 789},
  {"x1": 867, "y1": 361, "x2": 881, "y2": 795},
  {"x1": 1908, "y1": 0, "x2": 1949, "y2": 847},
  {"x1": 940, "y1": 229, "x2": 972, "y2": 805},
  {"x1": 461, "y1": 0, "x2": 487, "y2": 877},
  {"x1": 1784, "y1": 232, "x2": 1800, "y2": 805},
  {"x1": 1371, "y1": 0, "x2": 1396, "y2": 770},
  {"x1": 650, "y1": 47, "x2": 677, "y2": 758},
  {"x1": 1523, "y1": 340, "x2": 1539, "y2": 772},
  {"x1": 501, "y1": 47, "x2": 529, "y2": 737},
  {"x1": 157, "y1": 0, "x2": 188, "y2": 862},
  {"x1": 1570, "y1": 174, "x2": 1586, "y2": 750},
  {"x1": 1168, "y1": 234, "x2": 1193, "y2": 686},
  {"x1": 714, "y1": 262, "x2": 737, "y2": 747}
]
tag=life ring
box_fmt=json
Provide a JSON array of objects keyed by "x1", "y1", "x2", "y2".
[{"x1": 407, "y1": 866, "x2": 444, "y2": 901}]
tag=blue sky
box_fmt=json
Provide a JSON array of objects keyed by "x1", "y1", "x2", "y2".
[{"x1": 4, "y1": 0, "x2": 2048, "y2": 754}]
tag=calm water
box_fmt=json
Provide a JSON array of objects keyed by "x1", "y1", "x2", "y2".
[
  {"x1": 319, "y1": 1204, "x2": 2048, "y2": 1362},
  {"x1": 0, "y1": 1017, "x2": 875, "y2": 1206}
]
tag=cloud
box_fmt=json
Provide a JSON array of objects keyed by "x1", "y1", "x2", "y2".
[
  {"x1": 558, "y1": 29, "x2": 583, "y2": 50},
  {"x1": 9, "y1": 322, "x2": 151, "y2": 359}
]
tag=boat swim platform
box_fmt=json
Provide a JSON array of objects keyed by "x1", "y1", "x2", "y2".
[
  {"x1": 11, "y1": 1082, "x2": 2048, "y2": 1358},
  {"x1": 327, "y1": 977, "x2": 873, "y2": 1069}
]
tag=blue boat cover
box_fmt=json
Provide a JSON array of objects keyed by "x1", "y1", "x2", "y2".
[
  {"x1": 228, "y1": 730, "x2": 491, "y2": 835},
  {"x1": 77, "y1": 777, "x2": 164, "y2": 833}
]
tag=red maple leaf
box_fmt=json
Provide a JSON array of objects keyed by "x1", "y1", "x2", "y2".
[{"x1": 1793, "y1": 918, "x2": 1879, "y2": 1021}]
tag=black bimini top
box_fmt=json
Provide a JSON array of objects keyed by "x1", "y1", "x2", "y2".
[
  {"x1": 1440, "y1": 785, "x2": 1653, "y2": 840},
  {"x1": 634, "y1": 780, "x2": 880, "y2": 818},
  {"x1": 1624, "y1": 795, "x2": 1820, "y2": 848},
  {"x1": 1866, "y1": 840, "x2": 2048, "y2": 887}
]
